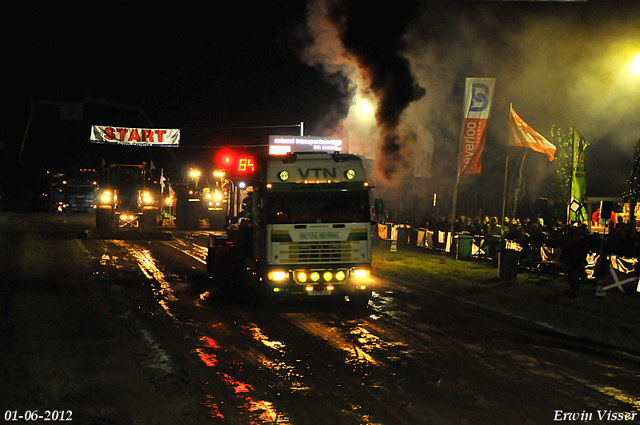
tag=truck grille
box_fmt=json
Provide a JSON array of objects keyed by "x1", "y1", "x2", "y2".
[{"x1": 280, "y1": 241, "x2": 357, "y2": 263}]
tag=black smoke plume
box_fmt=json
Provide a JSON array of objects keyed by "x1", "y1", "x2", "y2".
[{"x1": 325, "y1": 0, "x2": 426, "y2": 182}]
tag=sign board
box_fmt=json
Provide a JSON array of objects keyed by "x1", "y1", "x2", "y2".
[
  {"x1": 90, "y1": 125, "x2": 180, "y2": 147},
  {"x1": 269, "y1": 135, "x2": 346, "y2": 155}
]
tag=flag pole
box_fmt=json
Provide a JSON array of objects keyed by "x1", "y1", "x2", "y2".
[
  {"x1": 501, "y1": 155, "x2": 509, "y2": 229},
  {"x1": 568, "y1": 126, "x2": 574, "y2": 225},
  {"x1": 451, "y1": 81, "x2": 469, "y2": 238},
  {"x1": 502, "y1": 104, "x2": 512, "y2": 229}
]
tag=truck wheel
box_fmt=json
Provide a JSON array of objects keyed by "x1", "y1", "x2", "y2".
[
  {"x1": 177, "y1": 199, "x2": 200, "y2": 230},
  {"x1": 206, "y1": 249, "x2": 216, "y2": 279},
  {"x1": 349, "y1": 293, "x2": 371, "y2": 309},
  {"x1": 96, "y1": 208, "x2": 114, "y2": 232},
  {"x1": 208, "y1": 211, "x2": 226, "y2": 231},
  {"x1": 208, "y1": 240, "x2": 237, "y2": 301}
]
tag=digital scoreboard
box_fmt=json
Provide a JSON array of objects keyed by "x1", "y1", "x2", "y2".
[{"x1": 215, "y1": 150, "x2": 255, "y2": 180}]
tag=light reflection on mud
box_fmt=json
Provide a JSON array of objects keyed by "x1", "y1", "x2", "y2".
[
  {"x1": 285, "y1": 314, "x2": 379, "y2": 367},
  {"x1": 369, "y1": 291, "x2": 411, "y2": 321},
  {"x1": 203, "y1": 393, "x2": 225, "y2": 420},
  {"x1": 164, "y1": 238, "x2": 208, "y2": 264},
  {"x1": 112, "y1": 240, "x2": 177, "y2": 321},
  {"x1": 587, "y1": 383, "x2": 640, "y2": 410},
  {"x1": 598, "y1": 386, "x2": 640, "y2": 409},
  {"x1": 343, "y1": 404, "x2": 383, "y2": 425},
  {"x1": 99, "y1": 253, "x2": 122, "y2": 267},
  {"x1": 221, "y1": 374, "x2": 290, "y2": 424},
  {"x1": 197, "y1": 349, "x2": 218, "y2": 367},
  {"x1": 250, "y1": 325, "x2": 286, "y2": 353},
  {"x1": 201, "y1": 335, "x2": 221, "y2": 349},
  {"x1": 562, "y1": 375, "x2": 640, "y2": 412},
  {"x1": 248, "y1": 325, "x2": 310, "y2": 394},
  {"x1": 348, "y1": 324, "x2": 408, "y2": 364},
  {"x1": 198, "y1": 332, "x2": 292, "y2": 423}
]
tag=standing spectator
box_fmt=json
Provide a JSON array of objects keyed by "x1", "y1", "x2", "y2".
[{"x1": 562, "y1": 226, "x2": 590, "y2": 297}]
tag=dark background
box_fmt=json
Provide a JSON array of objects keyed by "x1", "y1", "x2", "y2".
[{"x1": 4, "y1": 0, "x2": 640, "y2": 219}]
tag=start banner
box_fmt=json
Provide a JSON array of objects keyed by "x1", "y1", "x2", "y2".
[
  {"x1": 458, "y1": 78, "x2": 495, "y2": 176},
  {"x1": 90, "y1": 125, "x2": 180, "y2": 147}
]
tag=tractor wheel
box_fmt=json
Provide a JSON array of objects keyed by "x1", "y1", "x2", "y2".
[
  {"x1": 141, "y1": 209, "x2": 158, "y2": 232},
  {"x1": 96, "y1": 208, "x2": 114, "y2": 232}
]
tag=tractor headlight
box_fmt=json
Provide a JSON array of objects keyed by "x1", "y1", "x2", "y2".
[{"x1": 142, "y1": 191, "x2": 153, "y2": 205}]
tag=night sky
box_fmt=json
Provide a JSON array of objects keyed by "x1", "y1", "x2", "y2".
[{"x1": 5, "y1": 0, "x2": 640, "y2": 217}]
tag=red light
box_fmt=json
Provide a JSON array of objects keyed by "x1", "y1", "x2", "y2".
[{"x1": 215, "y1": 150, "x2": 255, "y2": 180}]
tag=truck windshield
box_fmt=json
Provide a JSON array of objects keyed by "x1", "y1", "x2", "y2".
[
  {"x1": 66, "y1": 186, "x2": 96, "y2": 196},
  {"x1": 109, "y1": 167, "x2": 144, "y2": 188},
  {"x1": 265, "y1": 191, "x2": 369, "y2": 224}
]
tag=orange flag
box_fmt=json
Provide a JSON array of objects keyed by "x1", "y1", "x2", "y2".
[{"x1": 508, "y1": 106, "x2": 556, "y2": 161}]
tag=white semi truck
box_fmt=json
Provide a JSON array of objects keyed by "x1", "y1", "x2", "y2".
[{"x1": 206, "y1": 150, "x2": 374, "y2": 307}]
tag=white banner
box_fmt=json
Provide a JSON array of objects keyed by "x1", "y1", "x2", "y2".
[
  {"x1": 268, "y1": 135, "x2": 345, "y2": 155},
  {"x1": 90, "y1": 125, "x2": 180, "y2": 147}
]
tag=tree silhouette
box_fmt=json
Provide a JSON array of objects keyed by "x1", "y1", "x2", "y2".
[{"x1": 623, "y1": 138, "x2": 640, "y2": 228}]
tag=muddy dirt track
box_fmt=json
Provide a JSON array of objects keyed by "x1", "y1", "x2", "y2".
[{"x1": 2, "y1": 213, "x2": 640, "y2": 424}]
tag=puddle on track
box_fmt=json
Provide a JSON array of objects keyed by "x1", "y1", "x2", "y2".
[
  {"x1": 196, "y1": 331, "x2": 293, "y2": 423},
  {"x1": 111, "y1": 240, "x2": 178, "y2": 321}
]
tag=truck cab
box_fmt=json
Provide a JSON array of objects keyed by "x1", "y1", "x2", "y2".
[
  {"x1": 207, "y1": 151, "x2": 374, "y2": 307},
  {"x1": 62, "y1": 169, "x2": 98, "y2": 212}
]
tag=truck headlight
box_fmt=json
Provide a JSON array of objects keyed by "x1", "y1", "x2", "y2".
[
  {"x1": 268, "y1": 271, "x2": 288, "y2": 281},
  {"x1": 353, "y1": 269, "x2": 370, "y2": 278},
  {"x1": 100, "y1": 191, "x2": 112, "y2": 203}
]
